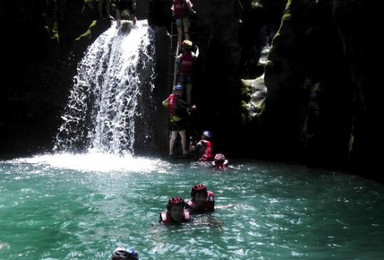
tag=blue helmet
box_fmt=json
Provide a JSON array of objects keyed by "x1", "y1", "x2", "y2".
[
  {"x1": 173, "y1": 84, "x2": 183, "y2": 91},
  {"x1": 112, "y1": 246, "x2": 139, "y2": 260},
  {"x1": 202, "y1": 130, "x2": 213, "y2": 140}
]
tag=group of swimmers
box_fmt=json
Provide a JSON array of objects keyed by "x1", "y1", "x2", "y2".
[
  {"x1": 105, "y1": 2, "x2": 223, "y2": 259},
  {"x1": 190, "y1": 131, "x2": 229, "y2": 170},
  {"x1": 160, "y1": 183, "x2": 214, "y2": 224},
  {"x1": 110, "y1": 183, "x2": 214, "y2": 259}
]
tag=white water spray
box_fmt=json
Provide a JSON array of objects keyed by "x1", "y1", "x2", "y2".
[{"x1": 54, "y1": 20, "x2": 156, "y2": 155}]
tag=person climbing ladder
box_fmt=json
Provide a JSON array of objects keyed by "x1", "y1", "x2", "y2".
[
  {"x1": 171, "y1": 0, "x2": 196, "y2": 48},
  {"x1": 162, "y1": 84, "x2": 196, "y2": 157},
  {"x1": 176, "y1": 39, "x2": 199, "y2": 104}
]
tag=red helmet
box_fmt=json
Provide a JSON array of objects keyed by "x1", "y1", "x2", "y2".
[
  {"x1": 191, "y1": 184, "x2": 207, "y2": 197},
  {"x1": 167, "y1": 196, "x2": 185, "y2": 210},
  {"x1": 214, "y1": 153, "x2": 225, "y2": 164},
  {"x1": 182, "y1": 40, "x2": 193, "y2": 49}
]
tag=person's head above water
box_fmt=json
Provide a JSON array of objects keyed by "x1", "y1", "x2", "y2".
[
  {"x1": 191, "y1": 183, "x2": 208, "y2": 204},
  {"x1": 167, "y1": 196, "x2": 185, "y2": 222},
  {"x1": 111, "y1": 246, "x2": 139, "y2": 260},
  {"x1": 212, "y1": 153, "x2": 228, "y2": 168}
]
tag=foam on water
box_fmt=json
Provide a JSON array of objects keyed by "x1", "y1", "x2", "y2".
[{"x1": 9, "y1": 153, "x2": 164, "y2": 173}]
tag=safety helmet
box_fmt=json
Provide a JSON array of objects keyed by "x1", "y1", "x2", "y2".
[
  {"x1": 167, "y1": 196, "x2": 185, "y2": 210},
  {"x1": 173, "y1": 84, "x2": 183, "y2": 91},
  {"x1": 182, "y1": 40, "x2": 193, "y2": 49},
  {"x1": 112, "y1": 246, "x2": 139, "y2": 260},
  {"x1": 191, "y1": 184, "x2": 208, "y2": 197},
  {"x1": 202, "y1": 130, "x2": 213, "y2": 140},
  {"x1": 213, "y1": 153, "x2": 227, "y2": 166}
]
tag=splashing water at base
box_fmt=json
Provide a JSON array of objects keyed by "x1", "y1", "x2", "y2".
[{"x1": 11, "y1": 153, "x2": 163, "y2": 173}]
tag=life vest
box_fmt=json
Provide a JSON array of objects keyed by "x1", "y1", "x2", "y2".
[
  {"x1": 214, "y1": 163, "x2": 226, "y2": 170},
  {"x1": 160, "y1": 210, "x2": 191, "y2": 224},
  {"x1": 186, "y1": 191, "x2": 215, "y2": 213},
  {"x1": 168, "y1": 94, "x2": 178, "y2": 117},
  {"x1": 179, "y1": 51, "x2": 193, "y2": 75},
  {"x1": 173, "y1": 0, "x2": 188, "y2": 19},
  {"x1": 163, "y1": 93, "x2": 189, "y2": 122},
  {"x1": 199, "y1": 140, "x2": 213, "y2": 161}
]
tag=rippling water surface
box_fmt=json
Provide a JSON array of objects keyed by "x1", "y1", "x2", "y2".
[{"x1": 1, "y1": 153, "x2": 383, "y2": 259}]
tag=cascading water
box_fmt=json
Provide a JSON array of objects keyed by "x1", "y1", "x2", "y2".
[{"x1": 54, "y1": 20, "x2": 156, "y2": 155}]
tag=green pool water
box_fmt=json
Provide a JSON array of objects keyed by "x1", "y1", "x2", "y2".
[{"x1": 0, "y1": 153, "x2": 383, "y2": 259}]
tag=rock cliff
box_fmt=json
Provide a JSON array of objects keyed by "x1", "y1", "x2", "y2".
[{"x1": 0, "y1": 0, "x2": 381, "y2": 181}]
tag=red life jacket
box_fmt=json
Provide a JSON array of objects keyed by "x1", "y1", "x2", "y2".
[
  {"x1": 200, "y1": 140, "x2": 213, "y2": 161},
  {"x1": 160, "y1": 210, "x2": 191, "y2": 224},
  {"x1": 179, "y1": 51, "x2": 193, "y2": 75},
  {"x1": 168, "y1": 94, "x2": 178, "y2": 117},
  {"x1": 186, "y1": 191, "x2": 215, "y2": 213},
  {"x1": 173, "y1": 0, "x2": 187, "y2": 19},
  {"x1": 214, "y1": 163, "x2": 226, "y2": 170}
]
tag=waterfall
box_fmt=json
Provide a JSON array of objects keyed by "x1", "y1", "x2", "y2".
[{"x1": 54, "y1": 20, "x2": 156, "y2": 155}]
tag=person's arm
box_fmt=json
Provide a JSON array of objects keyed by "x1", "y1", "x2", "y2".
[
  {"x1": 196, "y1": 141, "x2": 206, "y2": 159},
  {"x1": 171, "y1": 1, "x2": 175, "y2": 16},
  {"x1": 162, "y1": 96, "x2": 170, "y2": 108},
  {"x1": 178, "y1": 97, "x2": 196, "y2": 112},
  {"x1": 179, "y1": 98, "x2": 197, "y2": 115},
  {"x1": 193, "y1": 45, "x2": 199, "y2": 58},
  {"x1": 187, "y1": 0, "x2": 196, "y2": 14},
  {"x1": 178, "y1": 98, "x2": 188, "y2": 109},
  {"x1": 175, "y1": 98, "x2": 189, "y2": 118}
]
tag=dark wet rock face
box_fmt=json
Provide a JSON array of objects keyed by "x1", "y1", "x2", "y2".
[{"x1": 1, "y1": 0, "x2": 382, "y2": 181}]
